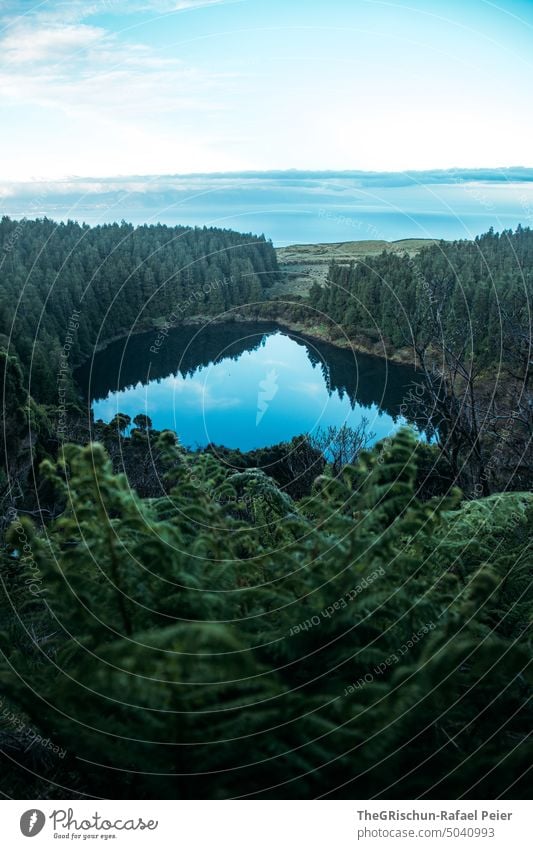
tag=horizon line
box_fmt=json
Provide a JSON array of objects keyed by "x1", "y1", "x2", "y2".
[{"x1": 3, "y1": 166, "x2": 533, "y2": 185}]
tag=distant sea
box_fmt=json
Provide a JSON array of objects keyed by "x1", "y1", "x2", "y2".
[{"x1": 2, "y1": 168, "x2": 533, "y2": 245}]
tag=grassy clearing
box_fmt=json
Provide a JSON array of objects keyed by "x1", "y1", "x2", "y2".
[{"x1": 273, "y1": 238, "x2": 438, "y2": 296}]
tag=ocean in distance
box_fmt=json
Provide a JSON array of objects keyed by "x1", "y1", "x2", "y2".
[{"x1": 2, "y1": 168, "x2": 533, "y2": 245}]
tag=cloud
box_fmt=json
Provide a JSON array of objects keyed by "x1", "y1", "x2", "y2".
[
  {"x1": 0, "y1": 6, "x2": 236, "y2": 131},
  {"x1": 262, "y1": 359, "x2": 290, "y2": 368},
  {"x1": 149, "y1": 0, "x2": 235, "y2": 10},
  {"x1": 0, "y1": 0, "x2": 242, "y2": 22},
  {"x1": 168, "y1": 376, "x2": 241, "y2": 410},
  {"x1": 2, "y1": 0, "x2": 531, "y2": 178},
  {"x1": 0, "y1": 0, "x2": 252, "y2": 179},
  {"x1": 290, "y1": 381, "x2": 323, "y2": 397},
  {"x1": 4, "y1": 169, "x2": 533, "y2": 196},
  {"x1": 1, "y1": 23, "x2": 104, "y2": 64}
]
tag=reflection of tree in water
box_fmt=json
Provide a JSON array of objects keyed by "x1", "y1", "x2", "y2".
[
  {"x1": 288, "y1": 332, "x2": 423, "y2": 423},
  {"x1": 76, "y1": 322, "x2": 280, "y2": 401},
  {"x1": 76, "y1": 321, "x2": 424, "y2": 427}
]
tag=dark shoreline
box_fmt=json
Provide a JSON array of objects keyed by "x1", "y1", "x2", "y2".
[{"x1": 83, "y1": 310, "x2": 418, "y2": 370}]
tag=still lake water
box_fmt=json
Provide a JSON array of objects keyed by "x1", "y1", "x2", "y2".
[{"x1": 77, "y1": 323, "x2": 420, "y2": 451}]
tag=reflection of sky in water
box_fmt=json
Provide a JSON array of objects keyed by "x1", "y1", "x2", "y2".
[{"x1": 93, "y1": 332, "x2": 409, "y2": 450}]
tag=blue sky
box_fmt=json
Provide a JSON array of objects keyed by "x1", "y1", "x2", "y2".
[{"x1": 1, "y1": 0, "x2": 533, "y2": 179}]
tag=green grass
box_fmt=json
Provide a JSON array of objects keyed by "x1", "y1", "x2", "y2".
[{"x1": 273, "y1": 238, "x2": 438, "y2": 296}]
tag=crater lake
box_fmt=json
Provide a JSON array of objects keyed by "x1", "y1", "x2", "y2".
[{"x1": 76, "y1": 322, "x2": 422, "y2": 451}]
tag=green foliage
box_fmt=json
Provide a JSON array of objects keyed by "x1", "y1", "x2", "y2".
[
  {"x1": 0, "y1": 430, "x2": 530, "y2": 798},
  {"x1": 0, "y1": 216, "x2": 280, "y2": 403},
  {"x1": 289, "y1": 226, "x2": 533, "y2": 368},
  {"x1": 205, "y1": 434, "x2": 325, "y2": 499}
]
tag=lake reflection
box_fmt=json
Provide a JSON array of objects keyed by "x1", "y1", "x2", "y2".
[{"x1": 77, "y1": 323, "x2": 420, "y2": 450}]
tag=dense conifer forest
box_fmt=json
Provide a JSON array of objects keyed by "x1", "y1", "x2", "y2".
[
  {"x1": 0, "y1": 216, "x2": 278, "y2": 403},
  {"x1": 259, "y1": 227, "x2": 533, "y2": 495},
  {"x1": 0, "y1": 217, "x2": 531, "y2": 799},
  {"x1": 309, "y1": 226, "x2": 532, "y2": 366}
]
